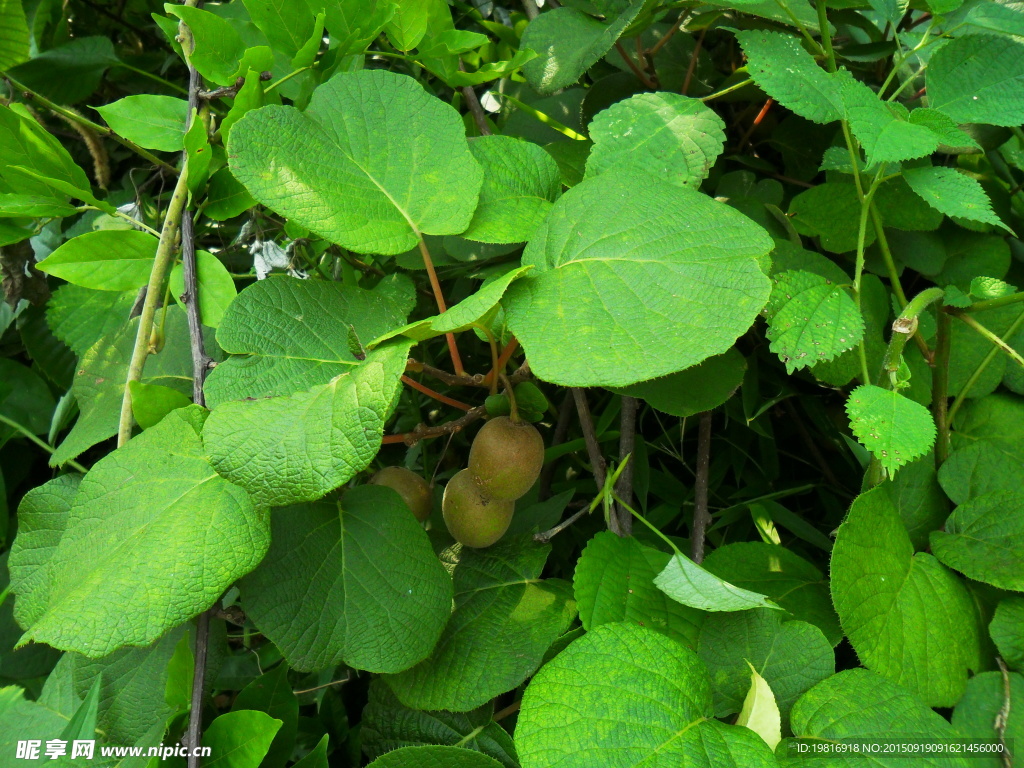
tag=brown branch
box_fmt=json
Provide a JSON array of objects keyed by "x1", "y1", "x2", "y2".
[
  {"x1": 690, "y1": 411, "x2": 713, "y2": 564},
  {"x1": 995, "y1": 657, "x2": 1013, "y2": 768},
  {"x1": 682, "y1": 25, "x2": 709, "y2": 96},
  {"x1": 538, "y1": 392, "x2": 574, "y2": 501},
  {"x1": 493, "y1": 699, "x2": 521, "y2": 722},
  {"x1": 407, "y1": 359, "x2": 487, "y2": 388},
  {"x1": 614, "y1": 41, "x2": 657, "y2": 89},
  {"x1": 384, "y1": 405, "x2": 488, "y2": 446},
  {"x1": 459, "y1": 62, "x2": 491, "y2": 136},
  {"x1": 614, "y1": 396, "x2": 638, "y2": 536}
]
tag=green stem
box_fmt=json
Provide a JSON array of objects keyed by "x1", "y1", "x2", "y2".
[
  {"x1": 699, "y1": 77, "x2": 753, "y2": 102},
  {"x1": 816, "y1": 0, "x2": 836, "y2": 72},
  {"x1": 963, "y1": 291, "x2": 1024, "y2": 313},
  {"x1": 490, "y1": 92, "x2": 588, "y2": 140},
  {"x1": 880, "y1": 287, "x2": 944, "y2": 384},
  {"x1": 116, "y1": 163, "x2": 191, "y2": 447},
  {"x1": 79, "y1": 205, "x2": 161, "y2": 236},
  {"x1": 0, "y1": 413, "x2": 89, "y2": 473},
  {"x1": 115, "y1": 62, "x2": 189, "y2": 95},
  {"x1": 618, "y1": 496, "x2": 684, "y2": 557},
  {"x1": 932, "y1": 311, "x2": 952, "y2": 465},
  {"x1": 265, "y1": 66, "x2": 312, "y2": 94},
  {"x1": 775, "y1": 0, "x2": 824, "y2": 57},
  {"x1": 2, "y1": 74, "x2": 179, "y2": 174},
  {"x1": 947, "y1": 307, "x2": 1024, "y2": 424},
  {"x1": 853, "y1": 173, "x2": 883, "y2": 384}
]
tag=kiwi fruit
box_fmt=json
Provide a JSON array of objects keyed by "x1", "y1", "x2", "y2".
[
  {"x1": 370, "y1": 467, "x2": 433, "y2": 522},
  {"x1": 468, "y1": 416, "x2": 544, "y2": 501},
  {"x1": 442, "y1": 469, "x2": 514, "y2": 548}
]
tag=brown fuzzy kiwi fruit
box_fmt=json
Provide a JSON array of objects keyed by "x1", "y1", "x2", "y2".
[
  {"x1": 442, "y1": 469, "x2": 514, "y2": 548},
  {"x1": 370, "y1": 467, "x2": 433, "y2": 522},
  {"x1": 468, "y1": 416, "x2": 544, "y2": 501}
]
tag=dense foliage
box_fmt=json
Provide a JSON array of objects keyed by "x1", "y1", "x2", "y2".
[{"x1": 1, "y1": 0, "x2": 1023, "y2": 766}]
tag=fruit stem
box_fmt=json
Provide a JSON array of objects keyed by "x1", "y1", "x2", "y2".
[{"x1": 501, "y1": 374, "x2": 520, "y2": 422}]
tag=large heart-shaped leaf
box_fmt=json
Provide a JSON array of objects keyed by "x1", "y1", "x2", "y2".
[
  {"x1": 504, "y1": 172, "x2": 772, "y2": 387},
  {"x1": 229, "y1": 70, "x2": 483, "y2": 255},
  {"x1": 239, "y1": 487, "x2": 453, "y2": 674},
  {"x1": 12, "y1": 407, "x2": 269, "y2": 656}
]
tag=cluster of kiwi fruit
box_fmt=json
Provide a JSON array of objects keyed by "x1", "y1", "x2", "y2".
[{"x1": 442, "y1": 416, "x2": 545, "y2": 548}]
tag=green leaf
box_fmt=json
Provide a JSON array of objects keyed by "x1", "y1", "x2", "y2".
[
  {"x1": 573, "y1": 530, "x2": 704, "y2": 648},
  {"x1": 735, "y1": 30, "x2": 842, "y2": 125},
  {"x1": 128, "y1": 381, "x2": 192, "y2": 430},
  {"x1": 168, "y1": 250, "x2": 237, "y2": 329},
  {"x1": 928, "y1": 34, "x2": 1024, "y2": 127},
  {"x1": 845, "y1": 385, "x2": 936, "y2": 475},
  {"x1": 204, "y1": 275, "x2": 413, "y2": 406},
  {"x1": 830, "y1": 487, "x2": 980, "y2": 707},
  {"x1": 183, "y1": 110, "x2": 212, "y2": 196},
  {"x1": 788, "y1": 181, "x2": 867, "y2": 254},
  {"x1": 515, "y1": 622, "x2": 778, "y2": 768},
  {"x1": 461, "y1": 136, "x2": 561, "y2": 244},
  {"x1": 504, "y1": 172, "x2": 772, "y2": 387},
  {"x1": 585, "y1": 92, "x2": 725, "y2": 188},
  {"x1": 368, "y1": 266, "x2": 531, "y2": 348},
  {"x1": 764, "y1": 270, "x2": 863, "y2": 373},
  {"x1": 736, "y1": 663, "x2": 781, "y2": 752},
  {"x1": 242, "y1": 0, "x2": 315, "y2": 58},
  {"x1": 229, "y1": 70, "x2": 483, "y2": 255},
  {"x1": 204, "y1": 168, "x2": 256, "y2": 220},
  {"x1": 952, "y1": 671, "x2": 1024, "y2": 768},
  {"x1": 0, "y1": 0, "x2": 30, "y2": 70},
  {"x1": 0, "y1": 687, "x2": 67, "y2": 757},
  {"x1": 203, "y1": 710, "x2": 282, "y2": 768},
  {"x1": 696, "y1": 609, "x2": 834, "y2": 725},
  {"x1": 655, "y1": 552, "x2": 778, "y2": 612},
  {"x1": 903, "y1": 166, "x2": 1010, "y2": 232},
  {"x1": 929, "y1": 491, "x2": 1024, "y2": 591},
  {"x1": 51, "y1": 308, "x2": 201, "y2": 466},
  {"x1": 521, "y1": 4, "x2": 644, "y2": 96},
  {"x1": 702, "y1": 542, "x2": 842, "y2": 646},
  {"x1": 0, "y1": 104, "x2": 92, "y2": 199},
  {"x1": 324, "y1": 0, "x2": 394, "y2": 57},
  {"x1": 0, "y1": 194, "x2": 78, "y2": 218},
  {"x1": 291, "y1": 735, "x2": 328, "y2": 768},
  {"x1": 938, "y1": 440, "x2": 1024, "y2": 506},
  {"x1": 95, "y1": 96, "x2": 189, "y2": 152},
  {"x1": 46, "y1": 284, "x2": 134, "y2": 356},
  {"x1": 951, "y1": 392, "x2": 1024, "y2": 457},
  {"x1": 204, "y1": 341, "x2": 411, "y2": 506},
  {"x1": 13, "y1": 408, "x2": 270, "y2": 656},
  {"x1": 990, "y1": 597, "x2": 1024, "y2": 671},
  {"x1": 784, "y1": 668, "x2": 973, "y2": 766},
  {"x1": 240, "y1": 486, "x2": 452, "y2": 673},
  {"x1": 611, "y1": 348, "x2": 746, "y2": 418},
  {"x1": 367, "y1": 746, "x2": 504, "y2": 768},
  {"x1": 883, "y1": 453, "x2": 949, "y2": 551},
  {"x1": 231, "y1": 664, "x2": 298, "y2": 768},
  {"x1": 165, "y1": 5, "x2": 246, "y2": 86},
  {"x1": 385, "y1": 537, "x2": 576, "y2": 712},
  {"x1": 361, "y1": 681, "x2": 518, "y2": 768},
  {"x1": 0, "y1": 359, "x2": 55, "y2": 444},
  {"x1": 37, "y1": 230, "x2": 158, "y2": 291},
  {"x1": 6, "y1": 36, "x2": 118, "y2": 104},
  {"x1": 837, "y1": 75, "x2": 939, "y2": 168},
  {"x1": 385, "y1": 0, "x2": 438, "y2": 51}
]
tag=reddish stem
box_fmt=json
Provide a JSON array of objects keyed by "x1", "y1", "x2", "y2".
[
  {"x1": 417, "y1": 237, "x2": 465, "y2": 376},
  {"x1": 401, "y1": 375, "x2": 473, "y2": 411}
]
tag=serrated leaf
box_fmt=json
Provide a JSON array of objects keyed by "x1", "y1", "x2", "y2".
[
  {"x1": 504, "y1": 172, "x2": 772, "y2": 387},
  {"x1": 204, "y1": 341, "x2": 412, "y2": 507},
  {"x1": 573, "y1": 531, "x2": 704, "y2": 648},
  {"x1": 239, "y1": 487, "x2": 452, "y2": 674},
  {"x1": 784, "y1": 668, "x2": 974, "y2": 766},
  {"x1": 46, "y1": 286, "x2": 134, "y2": 356},
  {"x1": 702, "y1": 542, "x2": 842, "y2": 645},
  {"x1": 845, "y1": 385, "x2": 936, "y2": 474},
  {"x1": 736, "y1": 30, "x2": 842, "y2": 125},
  {"x1": 204, "y1": 275, "x2": 413, "y2": 406},
  {"x1": 928, "y1": 34, "x2": 1024, "y2": 127},
  {"x1": 611, "y1": 348, "x2": 746, "y2": 418},
  {"x1": 462, "y1": 136, "x2": 561, "y2": 244},
  {"x1": 367, "y1": 747, "x2": 505, "y2": 768},
  {"x1": 36, "y1": 230, "x2": 157, "y2": 291},
  {"x1": 830, "y1": 487, "x2": 980, "y2": 707},
  {"x1": 903, "y1": 166, "x2": 1010, "y2": 232},
  {"x1": 12, "y1": 408, "x2": 269, "y2": 656},
  {"x1": 95, "y1": 96, "x2": 188, "y2": 152},
  {"x1": 930, "y1": 491, "x2": 1024, "y2": 592},
  {"x1": 654, "y1": 552, "x2": 778, "y2": 612},
  {"x1": 837, "y1": 75, "x2": 938, "y2": 168},
  {"x1": 736, "y1": 663, "x2": 781, "y2": 752},
  {"x1": 361, "y1": 681, "x2": 518, "y2": 768},
  {"x1": 521, "y1": 4, "x2": 644, "y2": 95},
  {"x1": 515, "y1": 622, "x2": 778, "y2": 768},
  {"x1": 229, "y1": 70, "x2": 483, "y2": 255},
  {"x1": 696, "y1": 609, "x2": 834, "y2": 727},
  {"x1": 585, "y1": 92, "x2": 725, "y2": 188},
  {"x1": 385, "y1": 537, "x2": 576, "y2": 712},
  {"x1": 764, "y1": 270, "x2": 863, "y2": 373}
]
